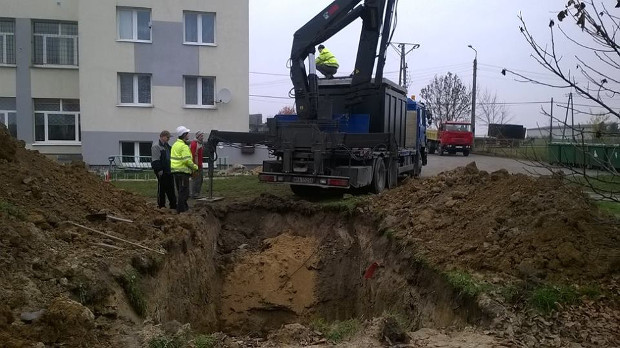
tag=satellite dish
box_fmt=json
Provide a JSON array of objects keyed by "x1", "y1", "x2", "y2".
[{"x1": 217, "y1": 88, "x2": 232, "y2": 104}]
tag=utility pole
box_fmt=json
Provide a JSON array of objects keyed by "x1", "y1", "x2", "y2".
[
  {"x1": 390, "y1": 42, "x2": 420, "y2": 91},
  {"x1": 549, "y1": 98, "x2": 554, "y2": 143},
  {"x1": 468, "y1": 45, "x2": 477, "y2": 139}
]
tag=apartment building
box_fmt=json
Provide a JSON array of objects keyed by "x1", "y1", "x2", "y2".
[{"x1": 0, "y1": 0, "x2": 249, "y2": 165}]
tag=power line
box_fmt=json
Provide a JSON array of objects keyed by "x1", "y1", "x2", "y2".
[
  {"x1": 250, "y1": 71, "x2": 289, "y2": 77},
  {"x1": 249, "y1": 94, "x2": 291, "y2": 100}
]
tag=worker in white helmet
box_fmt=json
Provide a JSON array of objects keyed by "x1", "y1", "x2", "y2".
[{"x1": 170, "y1": 126, "x2": 198, "y2": 213}]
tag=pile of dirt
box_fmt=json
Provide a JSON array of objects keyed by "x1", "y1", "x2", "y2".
[
  {"x1": 369, "y1": 162, "x2": 620, "y2": 282},
  {"x1": 0, "y1": 127, "x2": 204, "y2": 346},
  {"x1": 0, "y1": 125, "x2": 16, "y2": 162}
]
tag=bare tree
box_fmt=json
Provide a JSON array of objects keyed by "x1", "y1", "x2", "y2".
[
  {"x1": 420, "y1": 72, "x2": 472, "y2": 128},
  {"x1": 477, "y1": 89, "x2": 513, "y2": 128},
  {"x1": 502, "y1": 0, "x2": 619, "y2": 203},
  {"x1": 277, "y1": 105, "x2": 296, "y2": 115}
]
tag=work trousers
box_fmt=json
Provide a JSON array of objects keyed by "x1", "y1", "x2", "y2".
[
  {"x1": 156, "y1": 172, "x2": 177, "y2": 209},
  {"x1": 173, "y1": 173, "x2": 191, "y2": 213},
  {"x1": 190, "y1": 168, "x2": 203, "y2": 198},
  {"x1": 316, "y1": 64, "x2": 337, "y2": 78}
]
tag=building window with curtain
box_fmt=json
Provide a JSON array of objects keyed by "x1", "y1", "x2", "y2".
[
  {"x1": 118, "y1": 73, "x2": 152, "y2": 106},
  {"x1": 183, "y1": 12, "x2": 215, "y2": 45},
  {"x1": 117, "y1": 8, "x2": 152, "y2": 43},
  {"x1": 0, "y1": 97, "x2": 17, "y2": 137},
  {"x1": 184, "y1": 76, "x2": 215, "y2": 108},
  {"x1": 0, "y1": 19, "x2": 16, "y2": 65},
  {"x1": 34, "y1": 99, "x2": 81, "y2": 143},
  {"x1": 33, "y1": 21, "x2": 78, "y2": 66}
]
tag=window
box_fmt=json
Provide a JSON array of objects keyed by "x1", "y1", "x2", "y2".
[
  {"x1": 117, "y1": 8, "x2": 151, "y2": 42},
  {"x1": 0, "y1": 19, "x2": 16, "y2": 65},
  {"x1": 184, "y1": 76, "x2": 215, "y2": 107},
  {"x1": 120, "y1": 141, "x2": 152, "y2": 164},
  {"x1": 444, "y1": 124, "x2": 471, "y2": 132},
  {"x1": 184, "y1": 12, "x2": 215, "y2": 45},
  {"x1": 0, "y1": 97, "x2": 17, "y2": 137},
  {"x1": 118, "y1": 73, "x2": 152, "y2": 105},
  {"x1": 33, "y1": 21, "x2": 78, "y2": 66},
  {"x1": 34, "y1": 99, "x2": 80, "y2": 143}
]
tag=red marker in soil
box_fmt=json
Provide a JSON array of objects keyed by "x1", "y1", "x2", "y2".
[{"x1": 364, "y1": 261, "x2": 380, "y2": 279}]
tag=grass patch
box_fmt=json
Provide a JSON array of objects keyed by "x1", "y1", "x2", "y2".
[
  {"x1": 473, "y1": 144, "x2": 549, "y2": 162},
  {"x1": 445, "y1": 270, "x2": 490, "y2": 297},
  {"x1": 498, "y1": 283, "x2": 526, "y2": 303},
  {"x1": 596, "y1": 201, "x2": 620, "y2": 217},
  {"x1": 148, "y1": 336, "x2": 182, "y2": 348},
  {"x1": 529, "y1": 284, "x2": 580, "y2": 313},
  {"x1": 118, "y1": 269, "x2": 147, "y2": 317},
  {"x1": 311, "y1": 318, "x2": 361, "y2": 343},
  {"x1": 194, "y1": 334, "x2": 216, "y2": 348},
  {"x1": 320, "y1": 195, "x2": 366, "y2": 214},
  {"x1": 0, "y1": 200, "x2": 25, "y2": 220},
  {"x1": 567, "y1": 175, "x2": 620, "y2": 193},
  {"x1": 113, "y1": 175, "x2": 293, "y2": 200}
]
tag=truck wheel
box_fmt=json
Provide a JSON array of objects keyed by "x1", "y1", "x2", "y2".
[
  {"x1": 371, "y1": 158, "x2": 386, "y2": 194},
  {"x1": 463, "y1": 149, "x2": 470, "y2": 157},
  {"x1": 438, "y1": 144, "x2": 444, "y2": 156},
  {"x1": 428, "y1": 144, "x2": 436, "y2": 155},
  {"x1": 413, "y1": 154, "x2": 422, "y2": 177}
]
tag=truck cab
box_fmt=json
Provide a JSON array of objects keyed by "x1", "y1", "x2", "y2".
[{"x1": 426, "y1": 121, "x2": 473, "y2": 156}]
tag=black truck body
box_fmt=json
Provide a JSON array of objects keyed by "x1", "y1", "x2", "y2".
[{"x1": 205, "y1": 0, "x2": 427, "y2": 196}]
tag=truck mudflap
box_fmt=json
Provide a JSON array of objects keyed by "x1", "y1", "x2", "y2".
[{"x1": 258, "y1": 172, "x2": 350, "y2": 189}]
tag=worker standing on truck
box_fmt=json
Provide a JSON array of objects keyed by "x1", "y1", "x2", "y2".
[
  {"x1": 315, "y1": 44, "x2": 339, "y2": 79},
  {"x1": 171, "y1": 126, "x2": 198, "y2": 213},
  {"x1": 189, "y1": 130, "x2": 205, "y2": 199},
  {"x1": 151, "y1": 130, "x2": 177, "y2": 210}
]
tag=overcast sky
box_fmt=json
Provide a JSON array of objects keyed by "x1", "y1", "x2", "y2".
[{"x1": 248, "y1": 0, "x2": 618, "y2": 135}]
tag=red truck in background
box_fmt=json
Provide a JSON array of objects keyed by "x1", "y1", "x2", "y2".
[{"x1": 426, "y1": 121, "x2": 473, "y2": 156}]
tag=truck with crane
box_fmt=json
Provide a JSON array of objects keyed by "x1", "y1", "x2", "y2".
[{"x1": 205, "y1": 0, "x2": 429, "y2": 196}]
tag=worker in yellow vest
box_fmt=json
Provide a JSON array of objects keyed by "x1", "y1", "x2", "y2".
[
  {"x1": 171, "y1": 126, "x2": 198, "y2": 213},
  {"x1": 315, "y1": 44, "x2": 339, "y2": 79}
]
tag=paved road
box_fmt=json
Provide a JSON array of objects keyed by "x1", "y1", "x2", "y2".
[{"x1": 421, "y1": 153, "x2": 551, "y2": 177}]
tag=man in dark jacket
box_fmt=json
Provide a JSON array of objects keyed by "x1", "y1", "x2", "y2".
[{"x1": 151, "y1": 130, "x2": 177, "y2": 209}]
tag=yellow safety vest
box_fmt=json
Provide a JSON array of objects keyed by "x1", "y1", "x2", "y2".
[
  {"x1": 315, "y1": 48, "x2": 339, "y2": 68},
  {"x1": 170, "y1": 138, "x2": 198, "y2": 174}
]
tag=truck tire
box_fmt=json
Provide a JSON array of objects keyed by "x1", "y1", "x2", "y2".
[
  {"x1": 428, "y1": 143, "x2": 436, "y2": 155},
  {"x1": 438, "y1": 144, "x2": 444, "y2": 156},
  {"x1": 463, "y1": 149, "x2": 470, "y2": 157},
  {"x1": 371, "y1": 158, "x2": 386, "y2": 194}
]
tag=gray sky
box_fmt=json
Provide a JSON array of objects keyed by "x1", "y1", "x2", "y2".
[{"x1": 248, "y1": 0, "x2": 618, "y2": 135}]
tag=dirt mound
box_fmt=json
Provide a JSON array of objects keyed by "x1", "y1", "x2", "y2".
[
  {"x1": 370, "y1": 162, "x2": 620, "y2": 282},
  {"x1": 0, "y1": 126, "x2": 204, "y2": 346},
  {"x1": 0, "y1": 125, "x2": 17, "y2": 162}
]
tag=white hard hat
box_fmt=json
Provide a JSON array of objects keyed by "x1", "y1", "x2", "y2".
[{"x1": 176, "y1": 126, "x2": 190, "y2": 137}]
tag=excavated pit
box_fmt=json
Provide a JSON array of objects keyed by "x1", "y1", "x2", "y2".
[{"x1": 144, "y1": 205, "x2": 488, "y2": 336}]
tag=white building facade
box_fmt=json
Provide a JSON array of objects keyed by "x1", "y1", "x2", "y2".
[{"x1": 0, "y1": 0, "x2": 249, "y2": 165}]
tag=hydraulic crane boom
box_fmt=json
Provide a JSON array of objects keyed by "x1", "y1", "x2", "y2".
[{"x1": 290, "y1": 0, "x2": 396, "y2": 120}]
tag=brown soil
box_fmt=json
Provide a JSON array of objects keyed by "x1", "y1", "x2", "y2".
[
  {"x1": 1, "y1": 122, "x2": 618, "y2": 348},
  {"x1": 221, "y1": 234, "x2": 319, "y2": 334},
  {"x1": 0, "y1": 126, "x2": 205, "y2": 347},
  {"x1": 370, "y1": 162, "x2": 620, "y2": 282}
]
